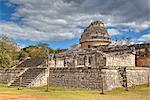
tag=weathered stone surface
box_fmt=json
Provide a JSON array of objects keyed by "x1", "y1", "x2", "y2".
[
  {"x1": 80, "y1": 21, "x2": 111, "y2": 48},
  {"x1": 29, "y1": 68, "x2": 47, "y2": 87},
  {"x1": 15, "y1": 57, "x2": 46, "y2": 68},
  {"x1": 106, "y1": 53, "x2": 135, "y2": 67},
  {"x1": 136, "y1": 56, "x2": 150, "y2": 67},
  {"x1": 102, "y1": 69, "x2": 121, "y2": 90},
  {"x1": 132, "y1": 43, "x2": 150, "y2": 67},
  {"x1": 126, "y1": 68, "x2": 150, "y2": 86},
  {"x1": 48, "y1": 67, "x2": 150, "y2": 91},
  {"x1": 48, "y1": 67, "x2": 102, "y2": 89},
  {"x1": 10, "y1": 68, "x2": 46, "y2": 87},
  {"x1": 102, "y1": 67, "x2": 150, "y2": 90},
  {"x1": 0, "y1": 68, "x2": 24, "y2": 84},
  {"x1": 49, "y1": 49, "x2": 107, "y2": 68}
]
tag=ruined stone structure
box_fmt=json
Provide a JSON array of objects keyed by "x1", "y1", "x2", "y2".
[
  {"x1": 0, "y1": 21, "x2": 150, "y2": 91},
  {"x1": 132, "y1": 43, "x2": 150, "y2": 67},
  {"x1": 48, "y1": 67, "x2": 150, "y2": 91},
  {"x1": 104, "y1": 45, "x2": 136, "y2": 67},
  {"x1": 0, "y1": 58, "x2": 47, "y2": 87},
  {"x1": 49, "y1": 47, "x2": 135, "y2": 68},
  {"x1": 49, "y1": 49, "x2": 106, "y2": 68},
  {"x1": 80, "y1": 21, "x2": 111, "y2": 48},
  {"x1": 49, "y1": 67, "x2": 102, "y2": 89}
]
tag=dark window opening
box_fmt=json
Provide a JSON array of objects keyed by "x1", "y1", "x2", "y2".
[{"x1": 89, "y1": 57, "x2": 91, "y2": 65}]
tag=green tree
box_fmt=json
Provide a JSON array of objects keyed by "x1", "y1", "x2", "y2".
[
  {"x1": 0, "y1": 35, "x2": 18, "y2": 68},
  {"x1": 49, "y1": 48, "x2": 55, "y2": 53},
  {"x1": 19, "y1": 43, "x2": 49, "y2": 59},
  {"x1": 54, "y1": 48, "x2": 68, "y2": 53}
]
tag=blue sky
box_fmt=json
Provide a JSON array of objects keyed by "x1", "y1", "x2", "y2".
[{"x1": 0, "y1": 0, "x2": 150, "y2": 49}]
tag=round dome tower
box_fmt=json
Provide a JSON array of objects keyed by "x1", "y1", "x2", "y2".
[{"x1": 80, "y1": 21, "x2": 111, "y2": 48}]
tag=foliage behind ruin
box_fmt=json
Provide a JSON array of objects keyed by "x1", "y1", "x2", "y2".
[{"x1": 0, "y1": 35, "x2": 18, "y2": 68}]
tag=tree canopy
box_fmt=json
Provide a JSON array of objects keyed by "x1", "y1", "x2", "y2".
[{"x1": 0, "y1": 35, "x2": 18, "y2": 68}]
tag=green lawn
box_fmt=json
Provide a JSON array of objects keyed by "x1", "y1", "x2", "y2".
[{"x1": 0, "y1": 84, "x2": 149, "y2": 100}]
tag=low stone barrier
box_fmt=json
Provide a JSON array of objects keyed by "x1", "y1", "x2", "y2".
[
  {"x1": 48, "y1": 67, "x2": 150, "y2": 91},
  {"x1": 0, "y1": 68, "x2": 25, "y2": 84},
  {"x1": 102, "y1": 67, "x2": 150, "y2": 90},
  {"x1": 49, "y1": 67, "x2": 102, "y2": 89}
]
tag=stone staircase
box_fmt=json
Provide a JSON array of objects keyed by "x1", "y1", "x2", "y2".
[
  {"x1": 15, "y1": 57, "x2": 46, "y2": 68},
  {"x1": 10, "y1": 68, "x2": 46, "y2": 87}
]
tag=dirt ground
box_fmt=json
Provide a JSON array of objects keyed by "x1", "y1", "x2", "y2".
[{"x1": 0, "y1": 95, "x2": 50, "y2": 100}]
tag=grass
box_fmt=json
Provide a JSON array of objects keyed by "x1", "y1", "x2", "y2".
[{"x1": 0, "y1": 84, "x2": 149, "y2": 100}]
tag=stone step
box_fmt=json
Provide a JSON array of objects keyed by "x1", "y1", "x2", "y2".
[
  {"x1": 10, "y1": 68, "x2": 45, "y2": 87},
  {"x1": 12, "y1": 80, "x2": 33, "y2": 84},
  {"x1": 11, "y1": 81, "x2": 32, "y2": 85},
  {"x1": 11, "y1": 84, "x2": 28, "y2": 87}
]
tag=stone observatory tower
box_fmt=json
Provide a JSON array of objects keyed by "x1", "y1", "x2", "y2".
[{"x1": 80, "y1": 21, "x2": 111, "y2": 48}]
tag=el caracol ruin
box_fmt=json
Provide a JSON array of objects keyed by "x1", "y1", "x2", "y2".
[{"x1": 0, "y1": 21, "x2": 150, "y2": 91}]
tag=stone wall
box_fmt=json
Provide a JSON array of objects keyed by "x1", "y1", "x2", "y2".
[
  {"x1": 101, "y1": 69, "x2": 122, "y2": 90},
  {"x1": 136, "y1": 56, "x2": 150, "y2": 67},
  {"x1": 0, "y1": 69, "x2": 8, "y2": 83},
  {"x1": 127, "y1": 68, "x2": 150, "y2": 86},
  {"x1": 0, "y1": 68, "x2": 24, "y2": 84},
  {"x1": 48, "y1": 67, "x2": 102, "y2": 89},
  {"x1": 1, "y1": 67, "x2": 149, "y2": 91},
  {"x1": 106, "y1": 53, "x2": 135, "y2": 67},
  {"x1": 48, "y1": 67, "x2": 150, "y2": 91},
  {"x1": 49, "y1": 51, "x2": 106, "y2": 68},
  {"x1": 80, "y1": 41, "x2": 109, "y2": 49},
  {"x1": 102, "y1": 67, "x2": 150, "y2": 91},
  {"x1": 55, "y1": 58, "x2": 64, "y2": 67}
]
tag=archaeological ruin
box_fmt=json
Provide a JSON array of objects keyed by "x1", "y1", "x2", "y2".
[
  {"x1": 0, "y1": 21, "x2": 150, "y2": 91},
  {"x1": 80, "y1": 21, "x2": 111, "y2": 48}
]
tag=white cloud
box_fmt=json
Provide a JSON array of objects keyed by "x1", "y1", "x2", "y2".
[
  {"x1": 0, "y1": 22, "x2": 75, "y2": 41},
  {"x1": 138, "y1": 34, "x2": 150, "y2": 41},
  {"x1": 0, "y1": 0, "x2": 149, "y2": 42},
  {"x1": 107, "y1": 29, "x2": 121, "y2": 36},
  {"x1": 121, "y1": 21, "x2": 150, "y2": 32}
]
